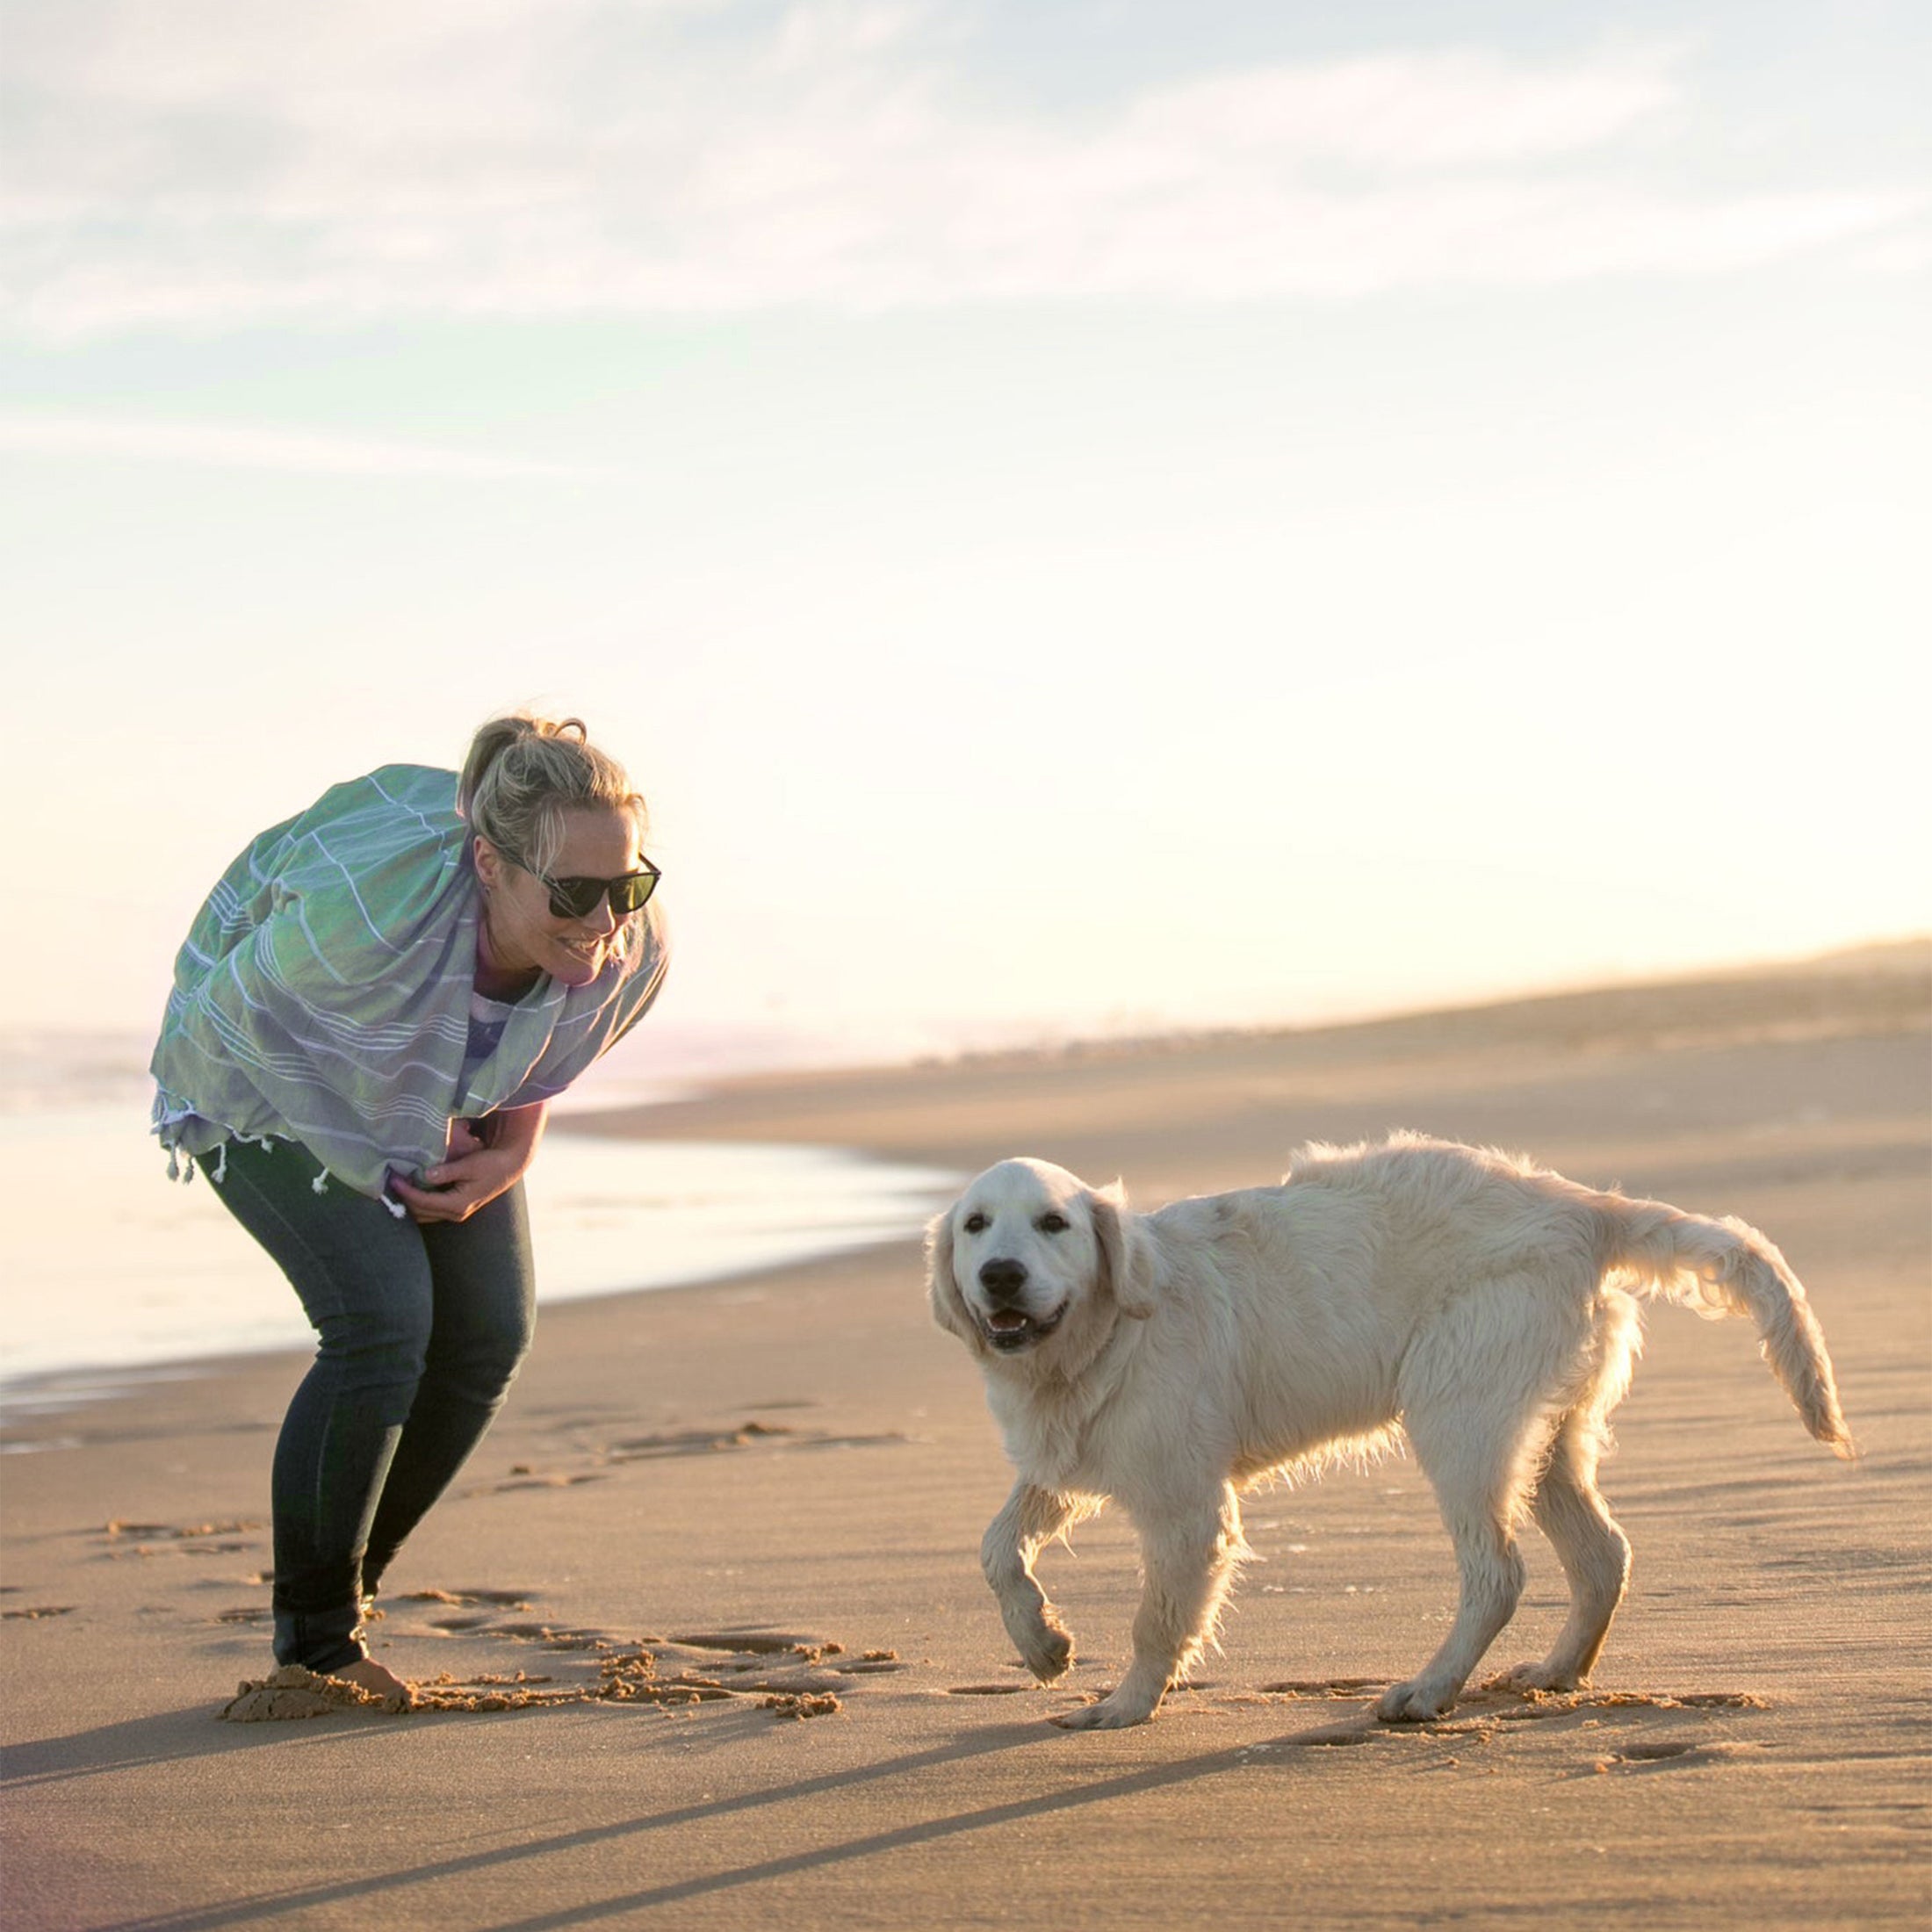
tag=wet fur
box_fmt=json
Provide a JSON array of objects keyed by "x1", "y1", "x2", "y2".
[{"x1": 926, "y1": 1132, "x2": 1853, "y2": 1730}]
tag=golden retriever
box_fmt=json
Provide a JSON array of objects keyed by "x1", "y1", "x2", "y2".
[{"x1": 926, "y1": 1133, "x2": 1854, "y2": 1729}]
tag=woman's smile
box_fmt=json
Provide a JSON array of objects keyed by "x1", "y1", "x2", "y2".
[{"x1": 476, "y1": 804, "x2": 640, "y2": 990}]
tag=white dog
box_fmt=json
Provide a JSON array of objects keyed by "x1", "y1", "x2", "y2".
[{"x1": 926, "y1": 1133, "x2": 1854, "y2": 1730}]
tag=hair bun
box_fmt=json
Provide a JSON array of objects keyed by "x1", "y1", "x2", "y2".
[{"x1": 458, "y1": 712, "x2": 646, "y2": 875}]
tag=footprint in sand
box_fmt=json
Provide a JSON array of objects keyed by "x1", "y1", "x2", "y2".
[
  {"x1": 465, "y1": 1424, "x2": 794, "y2": 1493},
  {"x1": 1220, "y1": 1683, "x2": 1776, "y2": 1763},
  {"x1": 394, "y1": 1585, "x2": 539, "y2": 1632},
  {"x1": 95, "y1": 1514, "x2": 263, "y2": 1561},
  {"x1": 1257, "y1": 1676, "x2": 1384, "y2": 1698},
  {"x1": 466, "y1": 1419, "x2": 917, "y2": 1497},
  {"x1": 99, "y1": 1519, "x2": 263, "y2": 1559},
  {"x1": 596, "y1": 1420, "x2": 916, "y2": 1466},
  {"x1": 1593, "y1": 1738, "x2": 1770, "y2": 1773},
  {"x1": 1368, "y1": 1683, "x2": 1779, "y2": 1769},
  {"x1": 612, "y1": 1423, "x2": 798, "y2": 1460},
  {"x1": 404, "y1": 1587, "x2": 538, "y2": 1606},
  {"x1": 673, "y1": 1629, "x2": 833, "y2": 1655}
]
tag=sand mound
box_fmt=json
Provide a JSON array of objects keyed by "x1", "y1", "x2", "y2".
[
  {"x1": 219, "y1": 1665, "x2": 413, "y2": 1721},
  {"x1": 763, "y1": 1692, "x2": 842, "y2": 1719}
]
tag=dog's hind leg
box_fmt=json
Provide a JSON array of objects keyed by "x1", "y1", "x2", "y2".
[
  {"x1": 1502, "y1": 1408, "x2": 1631, "y2": 1691},
  {"x1": 1501, "y1": 1294, "x2": 1638, "y2": 1690},
  {"x1": 1377, "y1": 1469, "x2": 1527, "y2": 1722},
  {"x1": 983, "y1": 1481, "x2": 1085, "y2": 1683},
  {"x1": 1054, "y1": 1481, "x2": 1248, "y2": 1730},
  {"x1": 1379, "y1": 1280, "x2": 1567, "y2": 1723}
]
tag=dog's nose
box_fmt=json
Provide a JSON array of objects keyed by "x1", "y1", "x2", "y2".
[{"x1": 978, "y1": 1258, "x2": 1029, "y2": 1301}]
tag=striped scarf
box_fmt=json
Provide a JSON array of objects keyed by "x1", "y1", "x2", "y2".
[{"x1": 151, "y1": 763, "x2": 668, "y2": 1204}]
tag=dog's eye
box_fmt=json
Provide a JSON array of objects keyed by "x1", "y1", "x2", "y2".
[
  {"x1": 1038, "y1": 1213, "x2": 1070, "y2": 1234},
  {"x1": 962, "y1": 1211, "x2": 989, "y2": 1234}
]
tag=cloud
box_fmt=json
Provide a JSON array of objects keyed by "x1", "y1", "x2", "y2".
[
  {"x1": 0, "y1": 414, "x2": 600, "y2": 479},
  {"x1": 1, "y1": 2, "x2": 1921, "y2": 335}
]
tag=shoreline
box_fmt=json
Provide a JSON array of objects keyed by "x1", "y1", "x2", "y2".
[
  {"x1": 0, "y1": 1128, "x2": 961, "y2": 1416},
  {"x1": 4, "y1": 942, "x2": 1927, "y2": 1929},
  {"x1": 0, "y1": 1215, "x2": 948, "y2": 1445}
]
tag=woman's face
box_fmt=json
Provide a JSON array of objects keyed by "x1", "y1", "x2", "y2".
[{"x1": 475, "y1": 804, "x2": 641, "y2": 989}]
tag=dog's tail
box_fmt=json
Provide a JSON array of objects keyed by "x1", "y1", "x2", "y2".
[{"x1": 1590, "y1": 1193, "x2": 1856, "y2": 1460}]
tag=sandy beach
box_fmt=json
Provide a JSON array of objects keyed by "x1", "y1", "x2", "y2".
[{"x1": 4, "y1": 944, "x2": 1928, "y2": 1929}]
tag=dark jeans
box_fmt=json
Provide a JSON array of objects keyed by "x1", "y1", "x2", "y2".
[{"x1": 211, "y1": 1137, "x2": 536, "y2": 1673}]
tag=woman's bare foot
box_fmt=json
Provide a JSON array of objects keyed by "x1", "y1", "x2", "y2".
[{"x1": 332, "y1": 1655, "x2": 414, "y2": 1705}]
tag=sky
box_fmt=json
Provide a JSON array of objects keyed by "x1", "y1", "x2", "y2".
[{"x1": 4, "y1": 0, "x2": 1928, "y2": 1084}]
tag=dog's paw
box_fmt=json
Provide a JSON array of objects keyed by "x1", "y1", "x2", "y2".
[
  {"x1": 1495, "y1": 1659, "x2": 1582, "y2": 1695},
  {"x1": 1049, "y1": 1692, "x2": 1157, "y2": 1731},
  {"x1": 1020, "y1": 1621, "x2": 1074, "y2": 1683},
  {"x1": 999, "y1": 1600, "x2": 1074, "y2": 1682},
  {"x1": 1374, "y1": 1676, "x2": 1456, "y2": 1724}
]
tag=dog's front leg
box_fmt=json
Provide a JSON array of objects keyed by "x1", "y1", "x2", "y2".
[
  {"x1": 982, "y1": 1481, "x2": 1079, "y2": 1683},
  {"x1": 1055, "y1": 1482, "x2": 1247, "y2": 1730}
]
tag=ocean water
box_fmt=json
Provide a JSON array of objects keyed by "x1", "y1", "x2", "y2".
[{"x1": 0, "y1": 1103, "x2": 957, "y2": 1413}]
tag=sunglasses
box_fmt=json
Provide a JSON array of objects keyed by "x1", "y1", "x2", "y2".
[{"x1": 514, "y1": 854, "x2": 661, "y2": 921}]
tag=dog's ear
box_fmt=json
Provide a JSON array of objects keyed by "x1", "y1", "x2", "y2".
[
  {"x1": 925, "y1": 1208, "x2": 980, "y2": 1345},
  {"x1": 1089, "y1": 1182, "x2": 1157, "y2": 1319}
]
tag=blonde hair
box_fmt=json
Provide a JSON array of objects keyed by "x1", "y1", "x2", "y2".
[{"x1": 458, "y1": 714, "x2": 646, "y2": 878}]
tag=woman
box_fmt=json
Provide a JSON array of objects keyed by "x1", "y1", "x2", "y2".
[{"x1": 151, "y1": 714, "x2": 668, "y2": 1700}]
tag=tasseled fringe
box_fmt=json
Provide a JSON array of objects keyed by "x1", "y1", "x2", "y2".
[
  {"x1": 162, "y1": 1134, "x2": 393, "y2": 1212},
  {"x1": 163, "y1": 1136, "x2": 264, "y2": 1186}
]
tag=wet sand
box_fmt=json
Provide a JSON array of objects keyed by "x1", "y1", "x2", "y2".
[{"x1": 4, "y1": 943, "x2": 1928, "y2": 1928}]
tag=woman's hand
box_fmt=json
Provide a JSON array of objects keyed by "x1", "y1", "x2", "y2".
[{"x1": 391, "y1": 1102, "x2": 549, "y2": 1224}]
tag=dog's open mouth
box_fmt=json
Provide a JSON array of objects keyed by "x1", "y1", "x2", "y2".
[{"x1": 982, "y1": 1304, "x2": 1066, "y2": 1352}]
